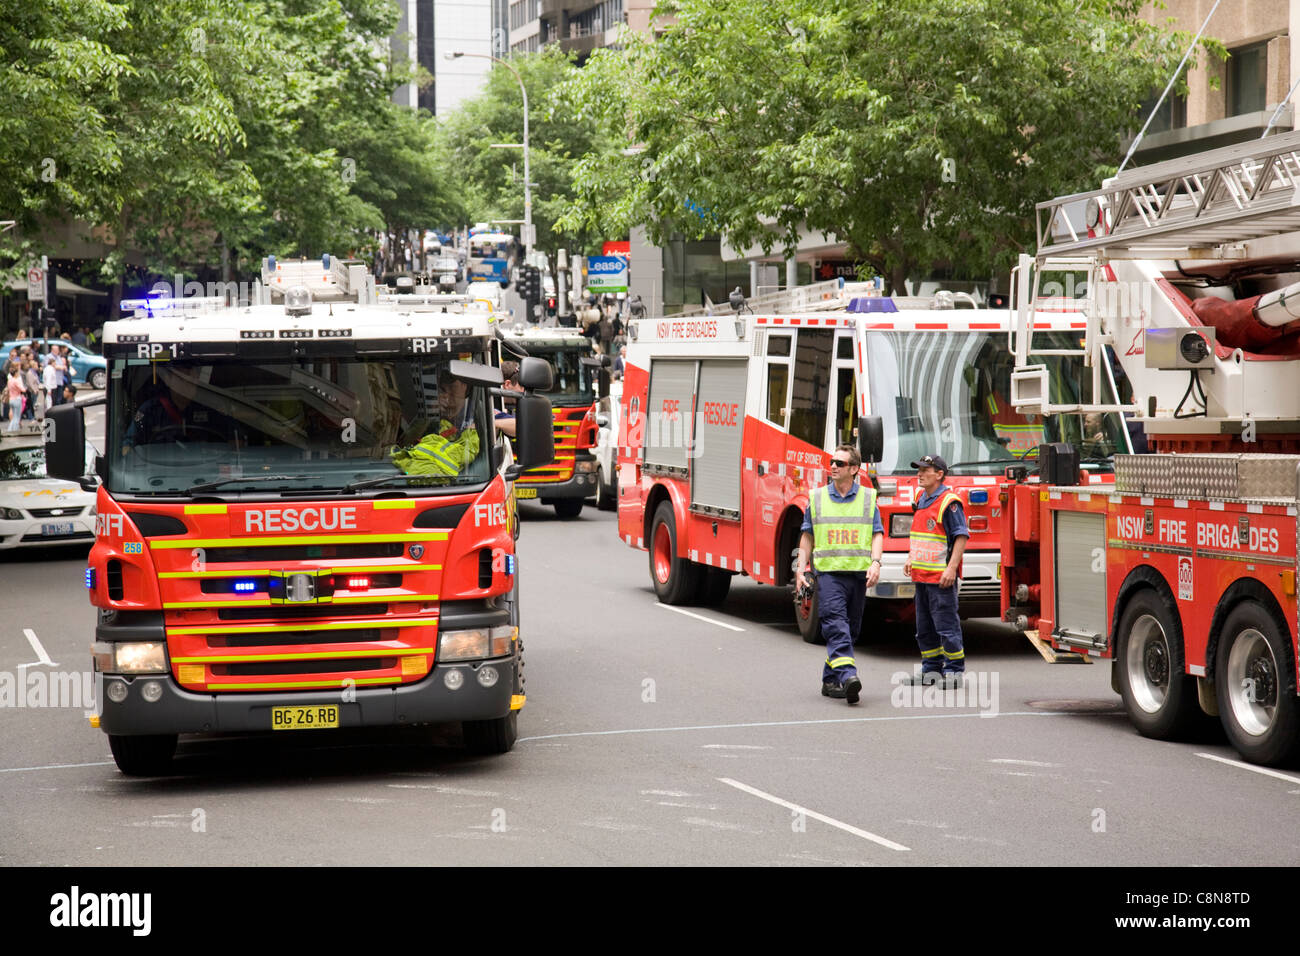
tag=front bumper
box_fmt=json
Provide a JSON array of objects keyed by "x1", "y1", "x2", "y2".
[
  {"x1": 0, "y1": 515, "x2": 94, "y2": 549},
  {"x1": 866, "y1": 552, "x2": 1001, "y2": 614},
  {"x1": 96, "y1": 658, "x2": 519, "y2": 736}
]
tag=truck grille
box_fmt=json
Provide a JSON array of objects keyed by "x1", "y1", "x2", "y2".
[
  {"x1": 199, "y1": 543, "x2": 404, "y2": 562},
  {"x1": 215, "y1": 658, "x2": 392, "y2": 677},
  {"x1": 216, "y1": 603, "x2": 389, "y2": 622}
]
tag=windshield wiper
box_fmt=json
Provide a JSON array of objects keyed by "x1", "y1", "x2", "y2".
[
  {"x1": 187, "y1": 474, "x2": 315, "y2": 495},
  {"x1": 341, "y1": 473, "x2": 454, "y2": 493},
  {"x1": 943, "y1": 456, "x2": 1038, "y2": 471}
]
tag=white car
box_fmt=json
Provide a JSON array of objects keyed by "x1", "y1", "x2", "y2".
[
  {"x1": 0, "y1": 440, "x2": 98, "y2": 549},
  {"x1": 592, "y1": 380, "x2": 621, "y2": 511},
  {"x1": 466, "y1": 281, "x2": 503, "y2": 311}
]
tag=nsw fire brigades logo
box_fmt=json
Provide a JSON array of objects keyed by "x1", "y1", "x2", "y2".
[
  {"x1": 926, "y1": 518, "x2": 936, "y2": 531},
  {"x1": 1177, "y1": 556, "x2": 1193, "y2": 601}
]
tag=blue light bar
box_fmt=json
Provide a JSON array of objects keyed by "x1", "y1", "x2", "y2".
[
  {"x1": 847, "y1": 297, "x2": 898, "y2": 313},
  {"x1": 84, "y1": 567, "x2": 95, "y2": 589},
  {"x1": 506, "y1": 555, "x2": 516, "y2": 575},
  {"x1": 234, "y1": 580, "x2": 257, "y2": 593},
  {"x1": 968, "y1": 489, "x2": 989, "y2": 505}
]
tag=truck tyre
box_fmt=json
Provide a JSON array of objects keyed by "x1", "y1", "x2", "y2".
[
  {"x1": 1215, "y1": 600, "x2": 1300, "y2": 766},
  {"x1": 1115, "y1": 588, "x2": 1201, "y2": 740},
  {"x1": 553, "y1": 498, "x2": 584, "y2": 519},
  {"x1": 697, "y1": 567, "x2": 732, "y2": 606},
  {"x1": 595, "y1": 465, "x2": 616, "y2": 511},
  {"x1": 795, "y1": 581, "x2": 821, "y2": 645},
  {"x1": 650, "y1": 501, "x2": 701, "y2": 605},
  {"x1": 108, "y1": 734, "x2": 177, "y2": 776},
  {"x1": 464, "y1": 711, "x2": 518, "y2": 754}
]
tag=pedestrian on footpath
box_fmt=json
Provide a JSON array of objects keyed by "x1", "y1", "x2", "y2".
[
  {"x1": 794, "y1": 444, "x2": 884, "y2": 704},
  {"x1": 902, "y1": 454, "x2": 970, "y2": 688},
  {"x1": 6, "y1": 368, "x2": 25, "y2": 432}
]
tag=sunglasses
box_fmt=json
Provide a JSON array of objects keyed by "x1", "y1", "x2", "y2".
[{"x1": 830, "y1": 459, "x2": 854, "y2": 468}]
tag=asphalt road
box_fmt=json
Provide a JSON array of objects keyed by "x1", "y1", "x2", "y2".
[{"x1": 1, "y1": 493, "x2": 1297, "y2": 867}]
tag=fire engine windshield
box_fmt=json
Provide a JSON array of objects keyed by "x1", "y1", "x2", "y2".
[
  {"x1": 529, "y1": 346, "x2": 596, "y2": 407},
  {"x1": 865, "y1": 330, "x2": 1128, "y2": 476},
  {"x1": 106, "y1": 355, "x2": 495, "y2": 495}
]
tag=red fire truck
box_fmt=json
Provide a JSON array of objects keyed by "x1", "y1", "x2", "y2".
[
  {"x1": 1001, "y1": 132, "x2": 1300, "y2": 765},
  {"x1": 500, "y1": 327, "x2": 602, "y2": 519},
  {"x1": 617, "y1": 297, "x2": 1130, "y2": 638},
  {"x1": 46, "y1": 255, "x2": 555, "y2": 774}
]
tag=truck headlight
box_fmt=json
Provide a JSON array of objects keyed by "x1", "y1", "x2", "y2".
[
  {"x1": 439, "y1": 626, "x2": 517, "y2": 662},
  {"x1": 574, "y1": 459, "x2": 598, "y2": 473},
  {"x1": 95, "y1": 641, "x2": 169, "y2": 674},
  {"x1": 890, "y1": 513, "x2": 912, "y2": 537}
]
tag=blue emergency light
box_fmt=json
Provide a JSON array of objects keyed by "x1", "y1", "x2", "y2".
[
  {"x1": 847, "y1": 297, "x2": 898, "y2": 313},
  {"x1": 84, "y1": 567, "x2": 95, "y2": 589},
  {"x1": 234, "y1": 580, "x2": 257, "y2": 593},
  {"x1": 968, "y1": 489, "x2": 989, "y2": 505}
]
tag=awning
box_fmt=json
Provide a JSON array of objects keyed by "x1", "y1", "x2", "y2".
[{"x1": 5, "y1": 275, "x2": 109, "y2": 297}]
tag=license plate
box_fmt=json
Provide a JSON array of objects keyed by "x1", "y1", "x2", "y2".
[
  {"x1": 271, "y1": 705, "x2": 340, "y2": 730},
  {"x1": 515, "y1": 487, "x2": 538, "y2": 499},
  {"x1": 41, "y1": 522, "x2": 75, "y2": 536}
]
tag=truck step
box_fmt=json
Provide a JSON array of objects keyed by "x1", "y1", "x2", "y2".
[{"x1": 1024, "y1": 629, "x2": 1091, "y2": 664}]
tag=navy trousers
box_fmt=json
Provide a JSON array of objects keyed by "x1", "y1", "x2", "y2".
[
  {"x1": 817, "y1": 571, "x2": 865, "y2": 684},
  {"x1": 914, "y1": 581, "x2": 964, "y2": 674}
]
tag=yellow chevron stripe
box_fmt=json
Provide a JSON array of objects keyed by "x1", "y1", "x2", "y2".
[
  {"x1": 173, "y1": 647, "x2": 434, "y2": 664},
  {"x1": 167, "y1": 618, "x2": 436, "y2": 636},
  {"x1": 151, "y1": 531, "x2": 448, "y2": 549}
]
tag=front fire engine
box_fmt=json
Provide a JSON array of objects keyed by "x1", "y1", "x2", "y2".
[
  {"x1": 617, "y1": 300, "x2": 1128, "y2": 639},
  {"x1": 47, "y1": 255, "x2": 555, "y2": 774},
  {"x1": 499, "y1": 327, "x2": 603, "y2": 519},
  {"x1": 1002, "y1": 131, "x2": 1300, "y2": 765}
]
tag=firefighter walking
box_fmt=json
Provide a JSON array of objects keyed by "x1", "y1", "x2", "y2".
[
  {"x1": 795, "y1": 444, "x2": 884, "y2": 704},
  {"x1": 903, "y1": 455, "x2": 970, "y2": 687}
]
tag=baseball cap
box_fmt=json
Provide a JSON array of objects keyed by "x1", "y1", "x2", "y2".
[{"x1": 910, "y1": 454, "x2": 949, "y2": 472}]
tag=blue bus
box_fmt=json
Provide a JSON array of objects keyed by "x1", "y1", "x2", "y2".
[{"x1": 468, "y1": 231, "x2": 521, "y2": 287}]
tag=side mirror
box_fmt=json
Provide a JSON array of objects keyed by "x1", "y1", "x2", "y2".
[
  {"x1": 510, "y1": 393, "x2": 555, "y2": 475},
  {"x1": 518, "y1": 356, "x2": 553, "y2": 391},
  {"x1": 45, "y1": 404, "x2": 88, "y2": 482},
  {"x1": 857, "y1": 415, "x2": 883, "y2": 465}
]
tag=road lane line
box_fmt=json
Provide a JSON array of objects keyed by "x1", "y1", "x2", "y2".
[
  {"x1": 718, "y1": 777, "x2": 910, "y2": 851},
  {"x1": 22, "y1": 628, "x2": 57, "y2": 667},
  {"x1": 1196, "y1": 752, "x2": 1300, "y2": 785},
  {"x1": 655, "y1": 604, "x2": 745, "y2": 632},
  {"x1": 518, "y1": 709, "x2": 1088, "y2": 742},
  {"x1": 0, "y1": 761, "x2": 115, "y2": 773}
]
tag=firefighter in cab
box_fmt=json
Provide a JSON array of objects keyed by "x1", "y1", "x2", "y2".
[
  {"x1": 795, "y1": 444, "x2": 885, "y2": 705},
  {"x1": 902, "y1": 455, "x2": 970, "y2": 688},
  {"x1": 391, "y1": 372, "x2": 480, "y2": 475}
]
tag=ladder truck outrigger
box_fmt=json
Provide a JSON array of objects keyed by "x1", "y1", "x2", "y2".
[
  {"x1": 47, "y1": 255, "x2": 556, "y2": 774},
  {"x1": 1004, "y1": 131, "x2": 1300, "y2": 765}
]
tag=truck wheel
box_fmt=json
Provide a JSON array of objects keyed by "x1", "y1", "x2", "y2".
[
  {"x1": 595, "y1": 466, "x2": 616, "y2": 511},
  {"x1": 697, "y1": 567, "x2": 732, "y2": 606},
  {"x1": 795, "y1": 580, "x2": 821, "y2": 645},
  {"x1": 463, "y1": 712, "x2": 518, "y2": 755},
  {"x1": 553, "y1": 498, "x2": 584, "y2": 519},
  {"x1": 1215, "y1": 601, "x2": 1300, "y2": 766},
  {"x1": 108, "y1": 734, "x2": 177, "y2": 776},
  {"x1": 650, "y1": 501, "x2": 701, "y2": 604},
  {"x1": 1116, "y1": 589, "x2": 1201, "y2": 740}
]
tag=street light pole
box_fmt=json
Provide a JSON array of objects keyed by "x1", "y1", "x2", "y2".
[{"x1": 446, "y1": 50, "x2": 531, "y2": 251}]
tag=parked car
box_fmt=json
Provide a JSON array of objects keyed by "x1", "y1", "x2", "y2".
[
  {"x1": 591, "y1": 379, "x2": 621, "y2": 511},
  {"x1": 0, "y1": 438, "x2": 98, "y2": 550},
  {"x1": 1, "y1": 340, "x2": 108, "y2": 390}
]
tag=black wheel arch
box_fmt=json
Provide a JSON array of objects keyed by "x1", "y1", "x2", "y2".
[
  {"x1": 1205, "y1": 577, "x2": 1292, "y2": 681},
  {"x1": 1109, "y1": 565, "x2": 1178, "y2": 654}
]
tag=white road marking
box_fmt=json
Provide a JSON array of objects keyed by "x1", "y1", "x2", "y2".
[
  {"x1": 701, "y1": 744, "x2": 771, "y2": 750},
  {"x1": 21, "y1": 628, "x2": 57, "y2": 667},
  {"x1": 640, "y1": 789, "x2": 693, "y2": 797},
  {"x1": 518, "y1": 710, "x2": 1082, "y2": 743},
  {"x1": 1196, "y1": 752, "x2": 1300, "y2": 785},
  {"x1": 718, "y1": 777, "x2": 910, "y2": 852},
  {"x1": 655, "y1": 603, "x2": 745, "y2": 632},
  {"x1": 0, "y1": 761, "x2": 115, "y2": 774},
  {"x1": 989, "y1": 758, "x2": 1060, "y2": 767}
]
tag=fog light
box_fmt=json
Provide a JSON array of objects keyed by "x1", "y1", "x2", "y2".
[
  {"x1": 106, "y1": 680, "x2": 128, "y2": 703},
  {"x1": 443, "y1": 669, "x2": 464, "y2": 691},
  {"x1": 140, "y1": 680, "x2": 163, "y2": 703},
  {"x1": 476, "y1": 666, "x2": 499, "y2": 688}
]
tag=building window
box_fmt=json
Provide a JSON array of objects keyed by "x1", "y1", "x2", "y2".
[
  {"x1": 1227, "y1": 42, "x2": 1268, "y2": 117},
  {"x1": 1139, "y1": 90, "x2": 1186, "y2": 134}
]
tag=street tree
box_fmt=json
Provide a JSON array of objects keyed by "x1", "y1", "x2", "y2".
[{"x1": 559, "y1": 0, "x2": 1220, "y2": 292}]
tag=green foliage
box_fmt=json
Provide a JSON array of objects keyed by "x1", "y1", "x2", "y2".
[
  {"x1": 560, "y1": 0, "x2": 1220, "y2": 291},
  {"x1": 439, "y1": 48, "x2": 622, "y2": 257},
  {"x1": 0, "y1": 0, "x2": 461, "y2": 285}
]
